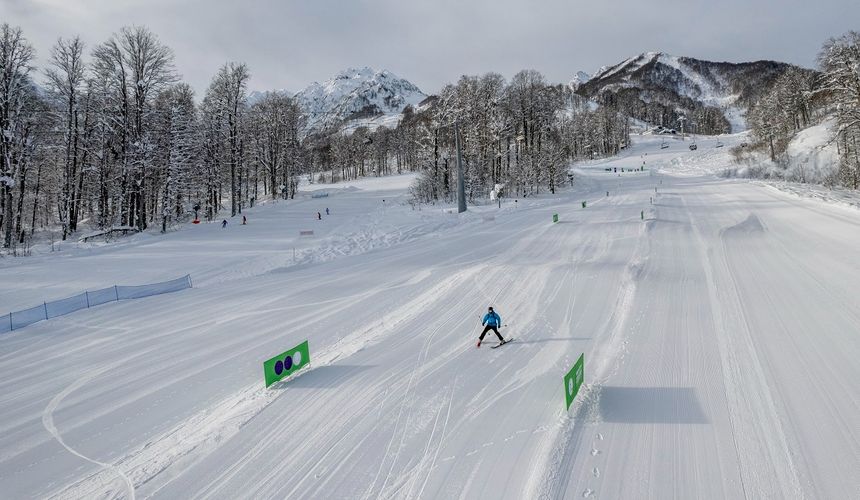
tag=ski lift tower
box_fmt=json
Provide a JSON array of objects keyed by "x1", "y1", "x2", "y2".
[
  {"x1": 433, "y1": 117, "x2": 469, "y2": 214},
  {"x1": 454, "y1": 120, "x2": 467, "y2": 213},
  {"x1": 678, "y1": 115, "x2": 687, "y2": 140}
]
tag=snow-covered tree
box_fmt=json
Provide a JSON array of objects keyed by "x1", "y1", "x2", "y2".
[
  {"x1": 45, "y1": 36, "x2": 86, "y2": 239},
  {"x1": 153, "y1": 83, "x2": 198, "y2": 232},
  {"x1": 248, "y1": 91, "x2": 303, "y2": 200},
  {"x1": 0, "y1": 24, "x2": 37, "y2": 248},
  {"x1": 203, "y1": 62, "x2": 249, "y2": 216},
  {"x1": 818, "y1": 31, "x2": 860, "y2": 188}
]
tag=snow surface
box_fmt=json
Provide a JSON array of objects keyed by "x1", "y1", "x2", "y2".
[
  {"x1": 782, "y1": 118, "x2": 840, "y2": 181},
  {"x1": 1, "y1": 136, "x2": 859, "y2": 499},
  {"x1": 727, "y1": 119, "x2": 841, "y2": 186}
]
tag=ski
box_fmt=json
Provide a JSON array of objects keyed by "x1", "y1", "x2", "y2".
[{"x1": 491, "y1": 338, "x2": 515, "y2": 349}]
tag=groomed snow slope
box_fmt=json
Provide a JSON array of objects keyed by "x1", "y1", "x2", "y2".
[{"x1": 1, "y1": 135, "x2": 858, "y2": 499}]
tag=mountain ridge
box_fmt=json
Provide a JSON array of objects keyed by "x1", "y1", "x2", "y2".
[
  {"x1": 574, "y1": 51, "x2": 808, "y2": 133},
  {"x1": 294, "y1": 67, "x2": 427, "y2": 136}
]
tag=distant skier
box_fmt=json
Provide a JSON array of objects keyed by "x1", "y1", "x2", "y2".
[
  {"x1": 477, "y1": 306, "x2": 505, "y2": 348},
  {"x1": 326, "y1": 207, "x2": 330, "y2": 215},
  {"x1": 221, "y1": 219, "x2": 227, "y2": 229},
  {"x1": 242, "y1": 215, "x2": 247, "y2": 225},
  {"x1": 317, "y1": 211, "x2": 322, "y2": 220}
]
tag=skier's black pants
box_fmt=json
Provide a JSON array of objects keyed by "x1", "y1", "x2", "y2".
[{"x1": 479, "y1": 325, "x2": 503, "y2": 342}]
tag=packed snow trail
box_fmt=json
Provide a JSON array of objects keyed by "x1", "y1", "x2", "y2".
[{"x1": 0, "y1": 134, "x2": 858, "y2": 499}]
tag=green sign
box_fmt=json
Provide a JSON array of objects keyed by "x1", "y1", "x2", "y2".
[
  {"x1": 564, "y1": 353, "x2": 585, "y2": 410},
  {"x1": 264, "y1": 340, "x2": 310, "y2": 387},
  {"x1": 553, "y1": 213, "x2": 559, "y2": 223}
]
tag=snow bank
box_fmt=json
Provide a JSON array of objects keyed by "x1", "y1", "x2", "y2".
[{"x1": 782, "y1": 118, "x2": 839, "y2": 183}]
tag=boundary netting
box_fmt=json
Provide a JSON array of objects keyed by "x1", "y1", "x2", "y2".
[{"x1": 1, "y1": 275, "x2": 192, "y2": 333}]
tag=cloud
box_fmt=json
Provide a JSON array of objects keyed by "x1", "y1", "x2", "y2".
[{"x1": 3, "y1": 0, "x2": 858, "y2": 96}]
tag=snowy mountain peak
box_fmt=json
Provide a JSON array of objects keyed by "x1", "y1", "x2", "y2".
[
  {"x1": 334, "y1": 67, "x2": 378, "y2": 80},
  {"x1": 296, "y1": 67, "x2": 426, "y2": 135},
  {"x1": 569, "y1": 71, "x2": 592, "y2": 90}
]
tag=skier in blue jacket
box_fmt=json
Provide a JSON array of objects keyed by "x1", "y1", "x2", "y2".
[{"x1": 477, "y1": 306, "x2": 506, "y2": 347}]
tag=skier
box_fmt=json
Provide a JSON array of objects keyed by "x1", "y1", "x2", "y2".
[
  {"x1": 221, "y1": 219, "x2": 227, "y2": 229},
  {"x1": 242, "y1": 215, "x2": 247, "y2": 225},
  {"x1": 317, "y1": 212, "x2": 322, "y2": 220},
  {"x1": 326, "y1": 207, "x2": 330, "y2": 215},
  {"x1": 477, "y1": 306, "x2": 505, "y2": 348}
]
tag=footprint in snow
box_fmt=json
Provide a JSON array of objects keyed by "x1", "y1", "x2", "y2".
[
  {"x1": 582, "y1": 488, "x2": 595, "y2": 497},
  {"x1": 592, "y1": 467, "x2": 600, "y2": 478},
  {"x1": 596, "y1": 433, "x2": 604, "y2": 440},
  {"x1": 591, "y1": 448, "x2": 601, "y2": 456}
]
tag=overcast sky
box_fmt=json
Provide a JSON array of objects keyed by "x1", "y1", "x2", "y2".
[{"x1": 3, "y1": 0, "x2": 858, "y2": 96}]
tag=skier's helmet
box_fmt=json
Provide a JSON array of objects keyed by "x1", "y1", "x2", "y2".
[{"x1": 488, "y1": 306, "x2": 494, "y2": 312}]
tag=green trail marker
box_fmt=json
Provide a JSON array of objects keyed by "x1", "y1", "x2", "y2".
[
  {"x1": 564, "y1": 353, "x2": 585, "y2": 410},
  {"x1": 264, "y1": 340, "x2": 310, "y2": 388},
  {"x1": 553, "y1": 213, "x2": 559, "y2": 223}
]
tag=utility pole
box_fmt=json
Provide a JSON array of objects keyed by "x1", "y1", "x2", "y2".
[{"x1": 454, "y1": 119, "x2": 467, "y2": 213}]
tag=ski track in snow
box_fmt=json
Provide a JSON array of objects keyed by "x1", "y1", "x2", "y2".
[
  {"x1": 49, "y1": 258, "x2": 486, "y2": 500},
  {"x1": 43, "y1": 360, "x2": 136, "y2": 500}
]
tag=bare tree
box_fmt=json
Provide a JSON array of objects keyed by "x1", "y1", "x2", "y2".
[
  {"x1": 818, "y1": 31, "x2": 860, "y2": 188},
  {"x1": 45, "y1": 36, "x2": 86, "y2": 239},
  {"x1": 0, "y1": 24, "x2": 36, "y2": 248},
  {"x1": 204, "y1": 62, "x2": 249, "y2": 217}
]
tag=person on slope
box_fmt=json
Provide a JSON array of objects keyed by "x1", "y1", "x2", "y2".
[{"x1": 477, "y1": 306, "x2": 505, "y2": 347}]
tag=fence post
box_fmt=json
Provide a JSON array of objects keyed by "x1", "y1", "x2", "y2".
[
  {"x1": 114, "y1": 285, "x2": 119, "y2": 301},
  {"x1": 187, "y1": 274, "x2": 193, "y2": 288},
  {"x1": 43, "y1": 302, "x2": 48, "y2": 320},
  {"x1": 7, "y1": 312, "x2": 11, "y2": 332},
  {"x1": 85, "y1": 291, "x2": 91, "y2": 308}
]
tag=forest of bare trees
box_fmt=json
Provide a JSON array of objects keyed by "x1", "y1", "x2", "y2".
[
  {"x1": 0, "y1": 24, "x2": 307, "y2": 252},
  {"x1": 0, "y1": 23, "x2": 630, "y2": 252}
]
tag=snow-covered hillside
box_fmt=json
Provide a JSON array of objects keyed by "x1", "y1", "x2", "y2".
[
  {"x1": 1, "y1": 134, "x2": 858, "y2": 499},
  {"x1": 783, "y1": 118, "x2": 840, "y2": 181},
  {"x1": 575, "y1": 52, "x2": 805, "y2": 133},
  {"x1": 726, "y1": 118, "x2": 840, "y2": 187},
  {"x1": 295, "y1": 67, "x2": 427, "y2": 135}
]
